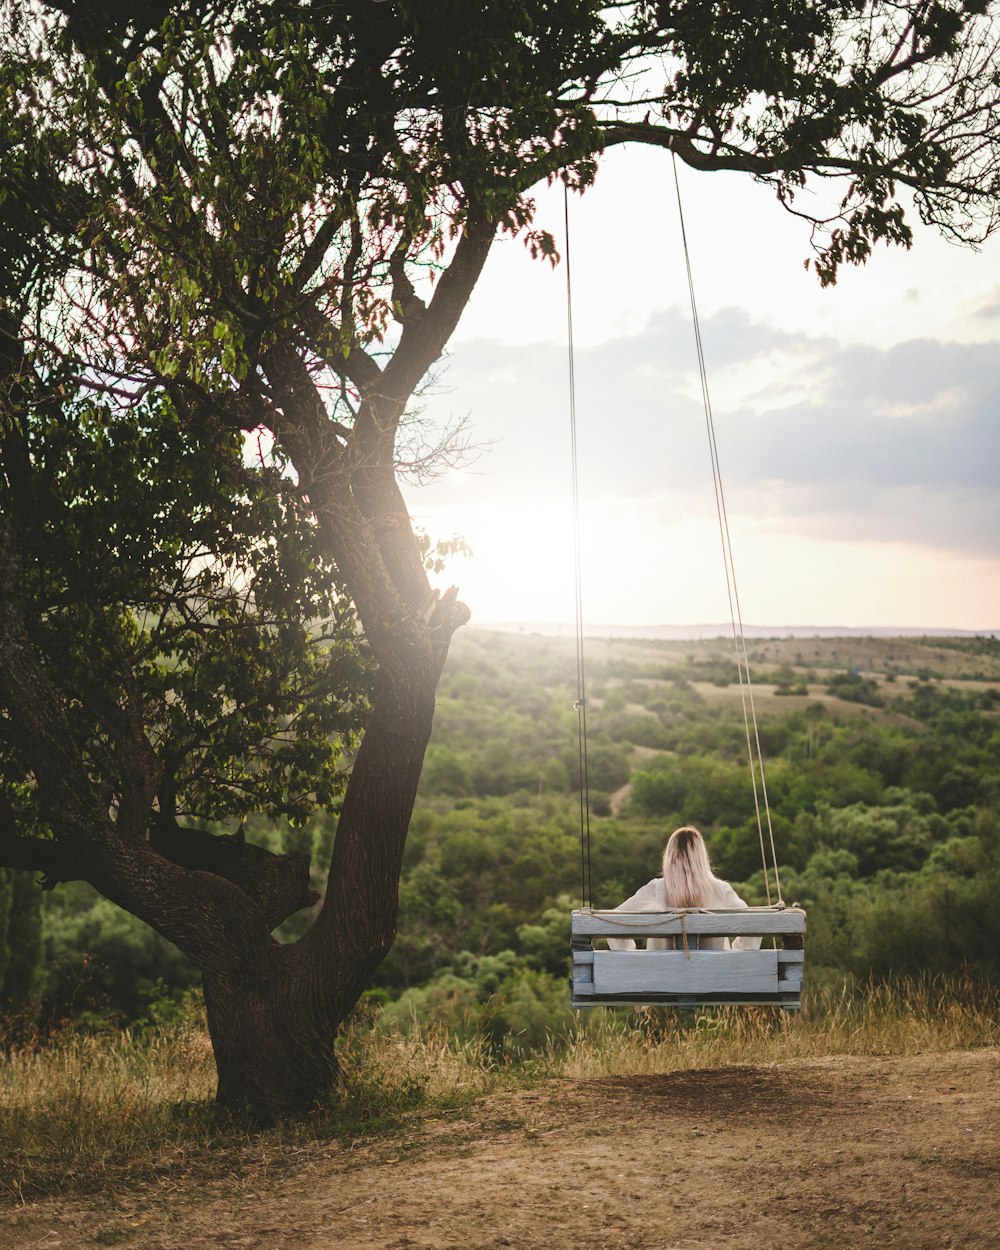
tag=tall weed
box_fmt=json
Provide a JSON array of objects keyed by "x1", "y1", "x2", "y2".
[
  {"x1": 0, "y1": 995, "x2": 217, "y2": 1200},
  {"x1": 548, "y1": 973, "x2": 1000, "y2": 1078}
]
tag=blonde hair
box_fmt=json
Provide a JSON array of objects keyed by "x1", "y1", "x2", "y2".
[{"x1": 661, "y1": 825, "x2": 715, "y2": 908}]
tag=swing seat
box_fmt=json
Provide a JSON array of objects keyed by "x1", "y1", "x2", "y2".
[{"x1": 571, "y1": 906, "x2": 806, "y2": 1009}]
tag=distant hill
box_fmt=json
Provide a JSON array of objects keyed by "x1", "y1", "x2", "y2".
[{"x1": 474, "y1": 621, "x2": 1000, "y2": 641}]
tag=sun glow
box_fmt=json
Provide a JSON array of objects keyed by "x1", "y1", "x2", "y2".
[
  {"x1": 405, "y1": 147, "x2": 1000, "y2": 636},
  {"x1": 411, "y1": 492, "x2": 748, "y2": 628},
  {"x1": 411, "y1": 486, "x2": 1000, "y2": 633}
]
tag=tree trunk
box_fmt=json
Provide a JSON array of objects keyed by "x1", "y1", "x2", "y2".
[{"x1": 202, "y1": 956, "x2": 345, "y2": 1122}]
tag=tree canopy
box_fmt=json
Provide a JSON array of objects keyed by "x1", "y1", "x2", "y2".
[{"x1": 0, "y1": 386, "x2": 371, "y2": 874}]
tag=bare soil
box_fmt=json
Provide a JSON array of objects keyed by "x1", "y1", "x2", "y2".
[{"x1": 4, "y1": 1048, "x2": 998, "y2": 1250}]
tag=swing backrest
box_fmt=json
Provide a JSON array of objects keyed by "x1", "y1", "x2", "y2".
[{"x1": 571, "y1": 906, "x2": 806, "y2": 1009}]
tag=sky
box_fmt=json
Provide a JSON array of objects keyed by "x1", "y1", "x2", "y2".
[{"x1": 404, "y1": 146, "x2": 1000, "y2": 633}]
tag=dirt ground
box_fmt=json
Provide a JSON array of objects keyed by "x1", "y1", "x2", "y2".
[{"x1": 4, "y1": 1048, "x2": 999, "y2": 1250}]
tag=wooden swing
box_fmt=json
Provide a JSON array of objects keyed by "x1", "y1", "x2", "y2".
[
  {"x1": 570, "y1": 907, "x2": 806, "y2": 1009},
  {"x1": 562, "y1": 159, "x2": 807, "y2": 1011}
]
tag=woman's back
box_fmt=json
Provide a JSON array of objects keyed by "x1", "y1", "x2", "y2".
[{"x1": 608, "y1": 826, "x2": 759, "y2": 951}]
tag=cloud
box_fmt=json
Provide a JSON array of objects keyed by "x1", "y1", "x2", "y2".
[
  {"x1": 412, "y1": 308, "x2": 1000, "y2": 562},
  {"x1": 715, "y1": 337, "x2": 1000, "y2": 553},
  {"x1": 974, "y1": 287, "x2": 1000, "y2": 320}
]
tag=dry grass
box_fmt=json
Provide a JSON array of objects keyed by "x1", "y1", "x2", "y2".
[
  {"x1": 0, "y1": 1003, "x2": 219, "y2": 1202},
  {"x1": 549, "y1": 975, "x2": 1000, "y2": 1078},
  {"x1": 0, "y1": 1001, "x2": 501, "y2": 1203},
  {"x1": 1, "y1": 976, "x2": 997, "y2": 1203}
]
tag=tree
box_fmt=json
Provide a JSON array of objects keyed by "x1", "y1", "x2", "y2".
[
  {"x1": 1, "y1": 0, "x2": 998, "y2": 1118},
  {"x1": 0, "y1": 227, "x2": 371, "y2": 1098}
]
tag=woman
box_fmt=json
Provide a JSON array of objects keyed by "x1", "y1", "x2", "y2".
[{"x1": 608, "y1": 825, "x2": 759, "y2": 951}]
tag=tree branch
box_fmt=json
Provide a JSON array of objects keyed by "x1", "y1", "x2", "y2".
[
  {"x1": 151, "y1": 811, "x2": 318, "y2": 932},
  {"x1": 380, "y1": 211, "x2": 497, "y2": 406}
]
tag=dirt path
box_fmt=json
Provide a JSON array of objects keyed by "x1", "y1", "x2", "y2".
[{"x1": 4, "y1": 1049, "x2": 999, "y2": 1250}]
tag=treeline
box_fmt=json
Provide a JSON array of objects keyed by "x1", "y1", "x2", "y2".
[{"x1": 8, "y1": 630, "x2": 1000, "y2": 1036}]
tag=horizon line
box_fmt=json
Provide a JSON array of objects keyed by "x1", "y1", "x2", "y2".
[{"x1": 469, "y1": 620, "x2": 1000, "y2": 640}]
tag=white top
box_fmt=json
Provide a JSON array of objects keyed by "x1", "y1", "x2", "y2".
[{"x1": 607, "y1": 876, "x2": 761, "y2": 951}]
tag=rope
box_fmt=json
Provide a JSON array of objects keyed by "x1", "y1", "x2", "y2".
[
  {"x1": 586, "y1": 904, "x2": 793, "y2": 929},
  {"x1": 679, "y1": 911, "x2": 691, "y2": 958},
  {"x1": 564, "y1": 184, "x2": 593, "y2": 910},
  {"x1": 670, "y1": 153, "x2": 784, "y2": 905}
]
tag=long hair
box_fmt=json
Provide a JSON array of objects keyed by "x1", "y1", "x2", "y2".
[{"x1": 661, "y1": 825, "x2": 716, "y2": 908}]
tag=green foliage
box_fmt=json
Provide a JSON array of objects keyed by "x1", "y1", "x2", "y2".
[
  {"x1": 825, "y1": 670, "x2": 885, "y2": 706},
  {"x1": 392, "y1": 632, "x2": 1000, "y2": 1018},
  {"x1": 27, "y1": 629, "x2": 1000, "y2": 1023},
  {"x1": 517, "y1": 895, "x2": 576, "y2": 976},
  {"x1": 4, "y1": 0, "x2": 998, "y2": 431},
  {"x1": 40, "y1": 884, "x2": 199, "y2": 1022},
  {"x1": 5, "y1": 396, "x2": 372, "y2": 830},
  {"x1": 3, "y1": 0, "x2": 611, "y2": 401},
  {"x1": 631, "y1": 756, "x2": 753, "y2": 826}
]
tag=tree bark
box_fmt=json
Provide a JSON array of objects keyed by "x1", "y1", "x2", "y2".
[{"x1": 201, "y1": 952, "x2": 341, "y2": 1122}]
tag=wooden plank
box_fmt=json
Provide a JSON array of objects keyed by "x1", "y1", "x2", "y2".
[
  {"x1": 574, "y1": 907, "x2": 806, "y2": 936},
  {"x1": 571, "y1": 953, "x2": 595, "y2": 987},
  {"x1": 572, "y1": 908, "x2": 805, "y2": 938},
  {"x1": 592, "y1": 949, "x2": 780, "y2": 996},
  {"x1": 571, "y1": 993, "x2": 802, "y2": 1010},
  {"x1": 572, "y1": 978, "x2": 802, "y2": 1004}
]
